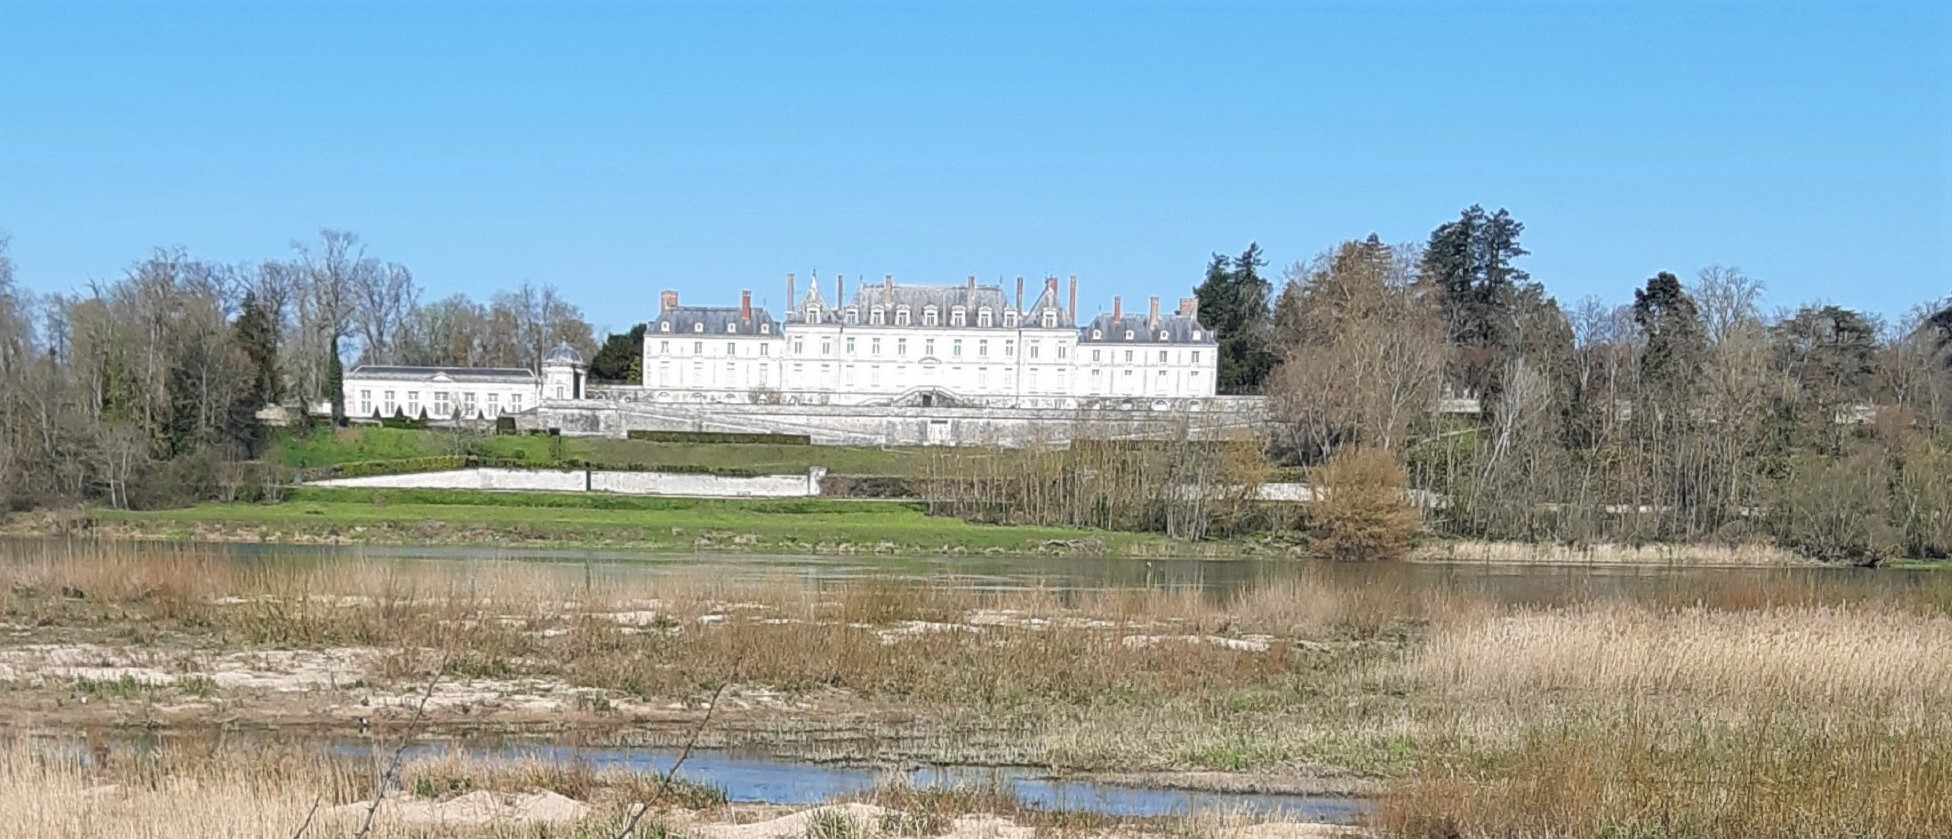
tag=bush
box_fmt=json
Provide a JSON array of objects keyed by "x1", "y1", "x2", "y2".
[
  {"x1": 1306, "y1": 446, "x2": 1418, "y2": 561},
  {"x1": 625, "y1": 430, "x2": 811, "y2": 446},
  {"x1": 1772, "y1": 447, "x2": 1899, "y2": 565},
  {"x1": 297, "y1": 455, "x2": 468, "y2": 482}
]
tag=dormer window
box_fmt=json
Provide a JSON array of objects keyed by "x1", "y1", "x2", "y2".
[
  {"x1": 1091, "y1": 329, "x2": 1102, "y2": 339},
  {"x1": 870, "y1": 307, "x2": 885, "y2": 325},
  {"x1": 951, "y1": 307, "x2": 967, "y2": 327},
  {"x1": 977, "y1": 308, "x2": 993, "y2": 328},
  {"x1": 1192, "y1": 330, "x2": 1202, "y2": 340},
  {"x1": 896, "y1": 306, "x2": 912, "y2": 326},
  {"x1": 1041, "y1": 310, "x2": 1057, "y2": 328},
  {"x1": 694, "y1": 322, "x2": 705, "y2": 333},
  {"x1": 922, "y1": 306, "x2": 939, "y2": 326},
  {"x1": 727, "y1": 323, "x2": 739, "y2": 334},
  {"x1": 660, "y1": 322, "x2": 671, "y2": 333},
  {"x1": 760, "y1": 323, "x2": 771, "y2": 334},
  {"x1": 1004, "y1": 311, "x2": 1019, "y2": 327},
  {"x1": 808, "y1": 306, "x2": 822, "y2": 322},
  {"x1": 1124, "y1": 330, "x2": 1135, "y2": 340},
  {"x1": 844, "y1": 307, "x2": 859, "y2": 325},
  {"x1": 1159, "y1": 330, "x2": 1169, "y2": 340}
]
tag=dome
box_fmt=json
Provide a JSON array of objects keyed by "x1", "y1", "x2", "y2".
[{"x1": 543, "y1": 342, "x2": 583, "y2": 366}]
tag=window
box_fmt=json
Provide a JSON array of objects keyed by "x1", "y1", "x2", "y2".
[
  {"x1": 845, "y1": 337, "x2": 856, "y2": 355},
  {"x1": 1124, "y1": 350, "x2": 1134, "y2": 362},
  {"x1": 844, "y1": 308, "x2": 859, "y2": 325},
  {"x1": 871, "y1": 337, "x2": 882, "y2": 355},
  {"x1": 1004, "y1": 340, "x2": 1014, "y2": 356},
  {"x1": 1029, "y1": 342, "x2": 1040, "y2": 360},
  {"x1": 924, "y1": 339, "x2": 936, "y2": 356},
  {"x1": 977, "y1": 308, "x2": 993, "y2": 327},
  {"x1": 382, "y1": 390, "x2": 395, "y2": 416},
  {"x1": 1159, "y1": 350, "x2": 1169, "y2": 363},
  {"x1": 1005, "y1": 311, "x2": 1019, "y2": 327},
  {"x1": 727, "y1": 323, "x2": 738, "y2": 333},
  {"x1": 1124, "y1": 330, "x2": 1135, "y2": 340},
  {"x1": 433, "y1": 392, "x2": 450, "y2": 417},
  {"x1": 808, "y1": 305, "x2": 822, "y2": 321},
  {"x1": 1160, "y1": 330, "x2": 1170, "y2": 340},
  {"x1": 978, "y1": 340, "x2": 989, "y2": 357},
  {"x1": 977, "y1": 367, "x2": 988, "y2": 387},
  {"x1": 727, "y1": 342, "x2": 737, "y2": 356},
  {"x1": 660, "y1": 322, "x2": 671, "y2": 332},
  {"x1": 793, "y1": 340, "x2": 805, "y2": 355},
  {"x1": 1042, "y1": 310, "x2": 1057, "y2": 328},
  {"x1": 952, "y1": 339, "x2": 963, "y2": 357},
  {"x1": 693, "y1": 341, "x2": 703, "y2": 355},
  {"x1": 951, "y1": 307, "x2": 967, "y2": 327},
  {"x1": 487, "y1": 392, "x2": 500, "y2": 414},
  {"x1": 659, "y1": 340, "x2": 670, "y2": 354},
  {"x1": 870, "y1": 366, "x2": 881, "y2": 386},
  {"x1": 870, "y1": 308, "x2": 885, "y2": 325},
  {"x1": 1191, "y1": 350, "x2": 1201, "y2": 364},
  {"x1": 760, "y1": 323, "x2": 770, "y2": 334},
  {"x1": 693, "y1": 322, "x2": 704, "y2": 333},
  {"x1": 1092, "y1": 349, "x2": 1101, "y2": 362},
  {"x1": 759, "y1": 343, "x2": 769, "y2": 357},
  {"x1": 556, "y1": 385, "x2": 565, "y2": 399},
  {"x1": 1057, "y1": 345, "x2": 1067, "y2": 360},
  {"x1": 896, "y1": 306, "x2": 911, "y2": 326},
  {"x1": 510, "y1": 393, "x2": 523, "y2": 411},
  {"x1": 406, "y1": 391, "x2": 420, "y2": 417},
  {"x1": 897, "y1": 338, "x2": 908, "y2": 356},
  {"x1": 463, "y1": 392, "x2": 477, "y2": 416},
  {"x1": 922, "y1": 307, "x2": 939, "y2": 326},
  {"x1": 1192, "y1": 330, "x2": 1202, "y2": 340},
  {"x1": 1091, "y1": 329, "x2": 1102, "y2": 339},
  {"x1": 821, "y1": 340, "x2": 832, "y2": 356},
  {"x1": 358, "y1": 390, "x2": 372, "y2": 417}
]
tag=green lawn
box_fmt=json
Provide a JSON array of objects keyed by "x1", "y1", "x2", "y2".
[
  {"x1": 271, "y1": 427, "x2": 958, "y2": 477},
  {"x1": 92, "y1": 488, "x2": 1160, "y2": 555}
]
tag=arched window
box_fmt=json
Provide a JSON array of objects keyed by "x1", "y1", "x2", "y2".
[
  {"x1": 693, "y1": 322, "x2": 705, "y2": 333},
  {"x1": 660, "y1": 322, "x2": 671, "y2": 332},
  {"x1": 727, "y1": 322, "x2": 738, "y2": 333},
  {"x1": 1159, "y1": 330, "x2": 1169, "y2": 340},
  {"x1": 1124, "y1": 330, "x2": 1134, "y2": 340}
]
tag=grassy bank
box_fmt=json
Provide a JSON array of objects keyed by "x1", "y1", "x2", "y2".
[
  {"x1": 6, "y1": 542, "x2": 1952, "y2": 837},
  {"x1": 67, "y1": 488, "x2": 1188, "y2": 555},
  {"x1": 274, "y1": 426, "x2": 947, "y2": 477}
]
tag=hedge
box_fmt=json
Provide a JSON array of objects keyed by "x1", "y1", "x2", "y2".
[
  {"x1": 297, "y1": 455, "x2": 468, "y2": 482},
  {"x1": 625, "y1": 430, "x2": 812, "y2": 446}
]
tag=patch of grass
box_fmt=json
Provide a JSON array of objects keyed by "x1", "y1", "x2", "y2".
[{"x1": 271, "y1": 426, "x2": 938, "y2": 477}]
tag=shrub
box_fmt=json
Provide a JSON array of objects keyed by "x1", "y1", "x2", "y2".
[
  {"x1": 1772, "y1": 447, "x2": 1898, "y2": 565},
  {"x1": 1306, "y1": 446, "x2": 1418, "y2": 561}
]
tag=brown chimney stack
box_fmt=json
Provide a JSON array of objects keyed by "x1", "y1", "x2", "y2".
[
  {"x1": 966, "y1": 275, "x2": 976, "y2": 304},
  {"x1": 740, "y1": 289, "x2": 752, "y2": 323},
  {"x1": 1148, "y1": 296, "x2": 1160, "y2": 326},
  {"x1": 884, "y1": 274, "x2": 894, "y2": 296},
  {"x1": 1179, "y1": 297, "x2": 1199, "y2": 318},
  {"x1": 1066, "y1": 275, "x2": 1078, "y2": 326},
  {"x1": 659, "y1": 290, "x2": 678, "y2": 313},
  {"x1": 1113, "y1": 296, "x2": 1122, "y2": 320}
]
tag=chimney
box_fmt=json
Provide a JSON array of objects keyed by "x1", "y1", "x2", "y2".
[
  {"x1": 884, "y1": 274, "x2": 894, "y2": 301},
  {"x1": 966, "y1": 275, "x2": 976, "y2": 305},
  {"x1": 740, "y1": 289, "x2": 752, "y2": 323},
  {"x1": 836, "y1": 274, "x2": 843, "y2": 308},
  {"x1": 1113, "y1": 296, "x2": 1122, "y2": 320},
  {"x1": 1015, "y1": 276, "x2": 1024, "y2": 312},
  {"x1": 659, "y1": 289, "x2": 678, "y2": 313},
  {"x1": 1179, "y1": 297, "x2": 1199, "y2": 318},
  {"x1": 1067, "y1": 276, "x2": 1078, "y2": 327},
  {"x1": 1148, "y1": 296, "x2": 1160, "y2": 326},
  {"x1": 786, "y1": 273, "x2": 797, "y2": 321}
]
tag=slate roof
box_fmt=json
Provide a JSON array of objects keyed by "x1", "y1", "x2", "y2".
[
  {"x1": 1077, "y1": 312, "x2": 1215, "y2": 344},
  {"x1": 346, "y1": 365, "x2": 538, "y2": 384},
  {"x1": 652, "y1": 305, "x2": 778, "y2": 336}
]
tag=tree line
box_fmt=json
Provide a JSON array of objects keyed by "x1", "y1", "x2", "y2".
[
  {"x1": 1194, "y1": 206, "x2": 1952, "y2": 562},
  {"x1": 0, "y1": 230, "x2": 599, "y2": 509}
]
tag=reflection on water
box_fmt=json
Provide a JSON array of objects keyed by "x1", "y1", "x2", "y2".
[{"x1": 199, "y1": 540, "x2": 1942, "y2": 607}]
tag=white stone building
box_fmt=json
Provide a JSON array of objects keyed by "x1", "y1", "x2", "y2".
[
  {"x1": 638, "y1": 274, "x2": 1217, "y2": 408},
  {"x1": 342, "y1": 343, "x2": 586, "y2": 421}
]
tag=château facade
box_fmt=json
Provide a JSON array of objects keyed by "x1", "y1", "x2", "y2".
[{"x1": 639, "y1": 274, "x2": 1218, "y2": 408}]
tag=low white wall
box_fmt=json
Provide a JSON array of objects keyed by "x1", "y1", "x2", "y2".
[{"x1": 310, "y1": 467, "x2": 818, "y2": 498}]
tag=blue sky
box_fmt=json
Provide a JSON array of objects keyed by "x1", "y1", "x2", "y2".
[{"x1": 2, "y1": 0, "x2": 1947, "y2": 332}]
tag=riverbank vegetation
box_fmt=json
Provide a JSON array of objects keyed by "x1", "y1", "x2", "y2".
[{"x1": 4, "y1": 541, "x2": 1951, "y2": 836}]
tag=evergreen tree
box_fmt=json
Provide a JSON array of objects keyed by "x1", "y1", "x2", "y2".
[
  {"x1": 327, "y1": 335, "x2": 345, "y2": 426},
  {"x1": 1931, "y1": 303, "x2": 1952, "y2": 368},
  {"x1": 1194, "y1": 243, "x2": 1276, "y2": 393},
  {"x1": 589, "y1": 324, "x2": 646, "y2": 382},
  {"x1": 1420, "y1": 205, "x2": 1534, "y2": 397},
  {"x1": 232, "y1": 292, "x2": 280, "y2": 407},
  {"x1": 1632, "y1": 271, "x2": 1706, "y2": 401}
]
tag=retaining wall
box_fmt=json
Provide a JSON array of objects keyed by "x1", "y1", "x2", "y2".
[{"x1": 309, "y1": 467, "x2": 821, "y2": 498}]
